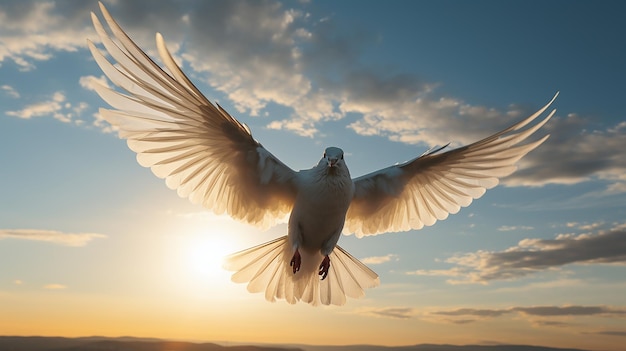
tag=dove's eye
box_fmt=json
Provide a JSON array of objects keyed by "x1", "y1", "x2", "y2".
[
  {"x1": 323, "y1": 152, "x2": 327, "y2": 158},
  {"x1": 340, "y1": 154, "x2": 344, "y2": 160}
]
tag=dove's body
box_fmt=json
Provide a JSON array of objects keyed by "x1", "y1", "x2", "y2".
[
  {"x1": 290, "y1": 151, "x2": 353, "y2": 256},
  {"x1": 89, "y1": 3, "x2": 557, "y2": 306},
  {"x1": 285, "y1": 148, "x2": 354, "y2": 280}
]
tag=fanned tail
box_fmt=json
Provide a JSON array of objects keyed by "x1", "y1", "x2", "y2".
[{"x1": 223, "y1": 236, "x2": 380, "y2": 306}]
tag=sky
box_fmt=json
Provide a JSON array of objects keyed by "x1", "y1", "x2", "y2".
[{"x1": 1, "y1": 0, "x2": 625, "y2": 350}]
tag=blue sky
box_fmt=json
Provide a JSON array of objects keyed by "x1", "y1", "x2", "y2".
[{"x1": 1, "y1": 1, "x2": 625, "y2": 350}]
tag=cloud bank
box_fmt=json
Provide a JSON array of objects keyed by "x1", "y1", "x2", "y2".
[
  {"x1": 427, "y1": 304, "x2": 626, "y2": 330},
  {"x1": 0, "y1": 1, "x2": 93, "y2": 71},
  {"x1": 409, "y1": 223, "x2": 626, "y2": 284},
  {"x1": 0, "y1": 229, "x2": 107, "y2": 247},
  {"x1": 356, "y1": 307, "x2": 417, "y2": 319},
  {"x1": 1, "y1": 0, "x2": 624, "y2": 191},
  {"x1": 433, "y1": 305, "x2": 626, "y2": 318}
]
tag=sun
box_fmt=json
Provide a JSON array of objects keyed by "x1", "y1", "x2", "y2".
[
  {"x1": 184, "y1": 233, "x2": 237, "y2": 280},
  {"x1": 161, "y1": 213, "x2": 261, "y2": 299}
]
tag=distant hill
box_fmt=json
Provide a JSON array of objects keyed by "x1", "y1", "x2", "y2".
[
  {"x1": 0, "y1": 336, "x2": 592, "y2": 351},
  {"x1": 293, "y1": 344, "x2": 591, "y2": 351},
  {"x1": 0, "y1": 336, "x2": 299, "y2": 351}
]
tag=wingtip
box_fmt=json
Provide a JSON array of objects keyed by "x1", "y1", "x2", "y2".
[
  {"x1": 98, "y1": 1, "x2": 108, "y2": 15},
  {"x1": 549, "y1": 91, "x2": 560, "y2": 104},
  {"x1": 90, "y1": 11, "x2": 99, "y2": 26},
  {"x1": 98, "y1": 0, "x2": 118, "y2": 29}
]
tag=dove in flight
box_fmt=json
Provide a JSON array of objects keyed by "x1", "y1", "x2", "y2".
[{"x1": 88, "y1": 2, "x2": 557, "y2": 306}]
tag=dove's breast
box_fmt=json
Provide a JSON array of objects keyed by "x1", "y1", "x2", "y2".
[{"x1": 288, "y1": 169, "x2": 354, "y2": 252}]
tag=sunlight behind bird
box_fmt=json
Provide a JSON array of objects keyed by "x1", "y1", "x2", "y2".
[
  {"x1": 185, "y1": 231, "x2": 235, "y2": 281},
  {"x1": 159, "y1": 217, "x2": 248, "y2": 300}
]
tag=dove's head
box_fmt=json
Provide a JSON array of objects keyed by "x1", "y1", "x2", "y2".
[{"x1": 323, "y1": 147, "x2": 345, "y2": 168}]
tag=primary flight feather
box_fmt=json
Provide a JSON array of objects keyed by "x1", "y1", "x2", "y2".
[{"x1": 88, "y1": 2, "x2": 557, "y2": 306}]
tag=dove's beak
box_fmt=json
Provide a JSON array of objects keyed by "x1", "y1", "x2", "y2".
[{"x1": 328, "y1": 159, "x2": 338, "y2": 167}]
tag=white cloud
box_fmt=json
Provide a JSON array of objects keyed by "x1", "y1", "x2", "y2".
[
  {"x1": 1, "y1": 84, "x2": 20, "y2": 98},
  {"x1": 175, "y1": 1, "x2": 314, "y2": 118},
  {"x1": 79, "y1": 75, "x2": 109, "y2": 92},
  {"x1": 603, "y1": 182, "x2": 626, "y2": 195},
  {"x1": 43, "y1": 283, "x2": 67, "y2": 290},
  {"x1": 578, "y1": 221, "x2": 604, "y2": 231},
  {"x1": 361, "y1": 254, "x2": 399, "y2": 265},
  {"x1": 0, "y1": 229, "x2": 107, "y2": 247},
  {"x1": 407, "y1": 267, "x2": 466, "y2": 278},
  {"x1": 72, "y1": 101, "x2": 89, "y2": 116},
  {"x1": 497, "y1": 225, "x2": 534, "y2": 232},
  {"x1": 267, "y1": 118, "x2": 318, "y2": 138},
  {"x1": 6, "y1": 91, "x2": 65, "y2": 119},
  {"x1": 5, "y1": 91, "x2": 90, "y2": 124},
  {"x1": 0, "y1": 1, "x2": 93, "y2": 71}
]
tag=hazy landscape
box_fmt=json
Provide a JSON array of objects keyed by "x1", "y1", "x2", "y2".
[{"x1": 0, "y1": 336, "x2": 594, "y2": 351}]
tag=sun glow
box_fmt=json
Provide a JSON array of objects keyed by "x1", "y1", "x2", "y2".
[
  {"x1": 160, "y1": 214, "x2": 254, "y2": 301},
  {"x1": 185, "y1": 233, "x2": 236, "y2": 280}
]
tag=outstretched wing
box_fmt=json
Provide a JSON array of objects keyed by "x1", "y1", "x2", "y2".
[
  {"x1": 345, "y1": 93, "x2": 558, "y2": 237},
  {"x1": 89, "y1": 3, "x2": 296, "y2": 228}
]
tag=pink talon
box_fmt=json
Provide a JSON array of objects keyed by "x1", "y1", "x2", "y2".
[
  {"x1": 319, "y1": 255, "x2": 330, "y2": 280},
  {"x1": 290, "y1": 249, "x2": 301, "y2": 274}
]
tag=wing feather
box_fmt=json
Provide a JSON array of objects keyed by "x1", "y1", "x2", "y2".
[
  {"x1": 90, "y1": 3, "x2": 296, "y2": 228},
  {"x1": 346, "y1": 93, "x2": 558, "y2": 237}
]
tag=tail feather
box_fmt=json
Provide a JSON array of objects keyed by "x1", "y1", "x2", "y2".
[
  {"x1": 223, "y1": 236, "x2": 380, "y2": 306},
  {"x1": 225, "y1": 236, "x2": 285, "y2": 287},
  {"x1": 330, "y1": 245, "x2": 380, "y2": 298},
  {"x1": 247, "y1": 247, "x2": 282, "y2": 294},
  {"x1": 321, "y1": 264, "x2": 346, "y2": 306}
]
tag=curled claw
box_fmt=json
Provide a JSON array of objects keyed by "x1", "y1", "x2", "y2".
[
  {"x1": 290, "y1": 249, "x2": 301, "y2": 274},
  {"x1": 319, "y1": 255, "x2": 330, "y2": 280}
]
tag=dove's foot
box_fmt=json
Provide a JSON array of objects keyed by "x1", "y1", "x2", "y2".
[
  {"x1": 290, "y1": 249, "x2": 301, "y2": 274},
  {"x1": 319, "y1": 255, "x2": 330, "y2": 280}
]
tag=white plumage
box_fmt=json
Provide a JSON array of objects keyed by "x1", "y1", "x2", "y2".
[{"x1": 88, "y1": 3, "x2": 556, "y2": 306}]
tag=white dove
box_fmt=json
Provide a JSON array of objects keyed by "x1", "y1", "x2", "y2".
[{"x1": 88, "y1": 3, "x2": 557, "y2": 306}]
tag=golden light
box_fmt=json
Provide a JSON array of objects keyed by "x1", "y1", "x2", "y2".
[
  {"x1": 184, "y1": 232, "x2": 235, "y2": 280},
  {"x1": 156, "y1": 210, "x2": 279, "y2": 305},
  {"x1": 160, "y1": 214, "x2": 253, "y2": 301}
]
